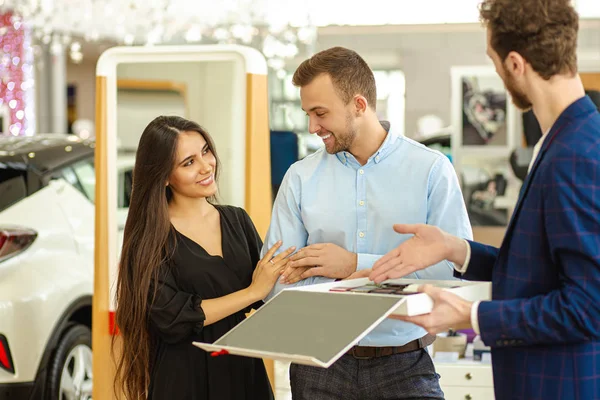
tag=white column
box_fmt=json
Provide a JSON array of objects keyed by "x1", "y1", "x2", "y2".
[
  {"x1": 50, "y1": 36, "x2": 67, "y2": 133},
  {"x1": 34, "y1": 40, "x2": 52, "y2": 133}
]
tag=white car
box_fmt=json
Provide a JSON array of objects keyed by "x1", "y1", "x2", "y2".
[{"x1": 0, "y1": 134, "x2": 134, "y2": 399}]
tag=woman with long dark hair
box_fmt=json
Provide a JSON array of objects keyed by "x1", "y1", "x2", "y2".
[{"x1": 114, "y1": 116, "x2": 292, "y2": 399}]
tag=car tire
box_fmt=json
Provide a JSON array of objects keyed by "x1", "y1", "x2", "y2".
[{"x1": 47, "y1": 324, "x2": 93, "y2": 400}]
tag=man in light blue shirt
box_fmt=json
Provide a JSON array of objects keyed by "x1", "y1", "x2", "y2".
[{"x1": 261, "y1": 46, "x2": 472, "y2": 400}]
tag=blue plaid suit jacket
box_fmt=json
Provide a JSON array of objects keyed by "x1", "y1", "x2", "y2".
[{"x1": 459, "y1": 96, "x2": 600, "y2": 399}]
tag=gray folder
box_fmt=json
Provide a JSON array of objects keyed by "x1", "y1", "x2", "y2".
[{"x1": 193, "y1": 289, "x2": 404, "y2": 367}]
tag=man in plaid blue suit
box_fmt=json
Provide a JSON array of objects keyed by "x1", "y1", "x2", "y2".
[{"x1": 368, "y1": 0, "x2": 600, "y2": 399}]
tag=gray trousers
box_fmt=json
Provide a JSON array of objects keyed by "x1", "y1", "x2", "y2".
[{"x1": 289, "y1": 349, "x2": 444, "y2": 400}]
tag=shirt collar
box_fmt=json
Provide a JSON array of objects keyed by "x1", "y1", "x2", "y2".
[{"x1": 336, "y1": 120, "x2": 399, "y2": 166}]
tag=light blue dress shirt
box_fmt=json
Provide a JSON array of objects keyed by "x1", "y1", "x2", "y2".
[{"x1": 262, "y1": 122, "x2": 473, "y2": 346}]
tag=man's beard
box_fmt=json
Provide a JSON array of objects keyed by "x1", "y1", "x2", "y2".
[
  {"x1": 327, "y1": 113, "x2": 357, "y2": 154},
  {"x1": 504, "y1": 68, "x2": 532, "y2": 111}
]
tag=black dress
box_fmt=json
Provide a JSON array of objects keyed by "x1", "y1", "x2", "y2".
[{"x1": 147, "y1": 205, "x2": 274, "y2": 400}]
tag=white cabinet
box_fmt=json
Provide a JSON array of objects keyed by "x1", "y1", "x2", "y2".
[{"x1": 435, "y1": 360, "x2": 494, "y2": 400}]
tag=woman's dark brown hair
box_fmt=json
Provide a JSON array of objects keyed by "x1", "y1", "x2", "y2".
[{"x1": 113, "y1": 115, "x2": 220, "y2": 399}]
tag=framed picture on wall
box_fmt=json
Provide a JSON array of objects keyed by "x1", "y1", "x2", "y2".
[
  {"x1": 450, "y1": 66, "x2": 521, "y2": 228},
  {"x1": 450, "y1": 66, "x2": 518, "y2": 157},
  {"x1": 461, "y1": 74, "x2": 507, "y2": 146},
  {"x1": 0, "y1": 104, "x2": 9, "y2": 134}
]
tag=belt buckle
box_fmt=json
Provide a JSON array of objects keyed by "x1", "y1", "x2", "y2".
[{"x1": 350, "y1": 347, "x2": 372, "y2": 360}]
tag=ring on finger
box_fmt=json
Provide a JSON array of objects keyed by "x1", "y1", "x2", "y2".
[{"x1": 269, "y1": 259, "x2": 275, "y2": 265}]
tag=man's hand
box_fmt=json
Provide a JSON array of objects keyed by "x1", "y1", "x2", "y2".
[
  {"x1": 391, "y1": 284, "x2": 473, "y2": 334},
  {"x1": 343, "y1": 269, "x2": 372, "y2": 280},
  {"x1": 280, "y1": 243, "x2": 357, "y2": 284},
  {"x1": 370, "y1": 224, "x2": 463, "y2": 284}
]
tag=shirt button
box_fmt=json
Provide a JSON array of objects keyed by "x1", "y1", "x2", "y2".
[
  {"x1": 375, "y1": 156, "x2": 380, "y2": 162},
  {"x1": 359, "y1": 169, "x2": 364, "y2": 175},
  {"x1": 359, "y1": 232, "x2": 365, "y2": 238},
  {"x1": 359, "y1": 201, "x2": 365, "y2": 206}
]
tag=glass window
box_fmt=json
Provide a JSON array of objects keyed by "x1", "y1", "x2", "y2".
[
  {"x1": 119, "y1": 169, "x2": 133, "y2": 208},
  {"x1": 0, "y1": 167, "x2": 27, "y2": 212},
  {"x1": 70, "y1": 159, "x2": 96, "y2": 202},
  {"x1": 373, "y1": 70, "x2": 406, "y2": 136},
  {"x1": 311, "y1": 0, "x2": 481, "y2": 25},
  {"x1": 60, "y1": 166, "x2": 80, "y2": 187},
  {"x1": 577, "y1": 0, "x2": 600, "y2": 18}
]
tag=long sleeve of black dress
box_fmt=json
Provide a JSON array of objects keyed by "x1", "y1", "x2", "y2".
[
  {"x1": 149, "y1": 268, "x2": 206, "y2": 344},
  {"x1": 238, "y1": 207, "x2": 266, "y2": 313}
]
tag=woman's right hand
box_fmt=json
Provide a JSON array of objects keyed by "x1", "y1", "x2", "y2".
[{"x1": 248, "y1": 241, "x2": 296, "y2": 301}]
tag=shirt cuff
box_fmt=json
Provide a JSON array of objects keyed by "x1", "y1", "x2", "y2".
[
  {"x1": 356, "y1": 253, "x2": 381, "y2": 271},
  {"x1": 471, "y1": 300, "x2": 481, "y2": 335},
  {"x1": 453, "y1": 239, "x2": 471, "y2": 274}
]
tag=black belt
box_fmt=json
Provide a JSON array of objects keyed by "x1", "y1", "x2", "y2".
[{"x1": 346, "y1": 334, "x2": 436, "y2": 359}]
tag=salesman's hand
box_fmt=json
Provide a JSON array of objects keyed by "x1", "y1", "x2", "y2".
[
  {"x1": 370, "y1": 224, "x2": 454, "y2": 283},
  {"x1": 344, "y1": 269, "x2": 372, "y2": 280},
  {"x1": 390, "y1": 284, "x2": 473, "y2": 334},
  {"x1": 280, "y1": 243, "x2": 357, "y2": 284}
]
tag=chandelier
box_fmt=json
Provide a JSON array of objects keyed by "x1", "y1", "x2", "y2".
[{"x1": 0, "y1": 0, "x2": 317, "y2": 74}]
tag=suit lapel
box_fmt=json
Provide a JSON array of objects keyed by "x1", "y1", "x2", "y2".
[
  {"x1": 502, "y1": 147, "x2": 546, "y2": 241},
  {"x1": 499, "y1": 117, "x2": 566, "y2": 251}
]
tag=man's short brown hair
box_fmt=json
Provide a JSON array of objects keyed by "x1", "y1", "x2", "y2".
[
  {"x1": 292, "y1": 46, "x2": 377, "y2": 110},
  {"x1": 480, "y1": 0, "x2": 579, "y2": 79}
]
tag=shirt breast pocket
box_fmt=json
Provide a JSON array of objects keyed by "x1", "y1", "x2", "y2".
[{"x1": 301, "y1": 202, "x2": 356, "y2": 248}]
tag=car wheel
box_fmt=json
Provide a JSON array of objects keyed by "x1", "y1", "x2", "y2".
[{"x1": 47, "y1": 324, "x2": 93, "y2": 400}]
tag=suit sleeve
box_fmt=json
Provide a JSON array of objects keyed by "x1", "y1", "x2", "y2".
[
  {"x1": 454, "y1": 241, "x2": 500, "y2": 281},
  {"x1": 478, "y1": 151, "x2": 600, "y2": 346}
]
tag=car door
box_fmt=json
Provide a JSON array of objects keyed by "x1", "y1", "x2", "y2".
[{"x1": 51, "y1": 158, "x2": 96, "y2": 261}]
